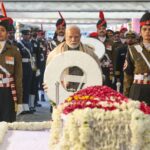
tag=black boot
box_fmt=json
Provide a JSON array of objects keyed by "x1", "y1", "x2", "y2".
[
  {"x1": 50, "y1": 105, "x2": 53, "y2": 113},
  {"x1": 41, "y1": 94, "x2": 45, "y2": 101}
]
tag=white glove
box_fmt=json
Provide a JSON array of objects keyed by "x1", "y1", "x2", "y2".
[
  {"x1": 36, "y1": 69, "x2": 41, "y2": 77},
  {"x1": 116, "y1": 82, "x2": 121, "y2": 92},
  {"x1": 112, "y1": 77, "x2": 115, "y2": 84}
]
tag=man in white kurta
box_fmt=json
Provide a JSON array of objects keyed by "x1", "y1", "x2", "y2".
[{"x1": 46, "y1": 25, "x2": 101, "y2": 91}]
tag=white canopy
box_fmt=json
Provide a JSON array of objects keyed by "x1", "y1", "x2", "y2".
[{"x1": 3, "y1": 0, "x2": 150, "y2": 30}]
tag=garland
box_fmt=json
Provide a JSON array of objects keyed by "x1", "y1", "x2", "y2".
[
  {"x1": 0, "y1": 121, "x2": 51, "y2": 144},
  {"x1": 0, "y1": 122, "x2": 8, "y2": 144}
]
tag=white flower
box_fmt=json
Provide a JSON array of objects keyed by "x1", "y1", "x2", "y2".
[
  {"x1": 0, "y1": 121, "x2": 51, "y2": 145},
  {"x1": 0, "y1": 122, "x2": 8, "y2": 144}
]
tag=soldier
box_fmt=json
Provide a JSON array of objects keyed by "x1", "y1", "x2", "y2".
[
  {"x1": 106, "y1": 29, "x2": 114, "y2": 40},
  {"x1": 95, "y1": 11, "x2": 114, "y2": 89},
  {"x1": 30, "y1": 30, "x2": 41, "y2": 110},
  {"x1": 17, "y1": 27, "x2": 34, "y2": 114},
  {"x1": 7, "y1": 25, "x2": 17, "y2": 46},
  {"x1": 48, "y1": 12, "x2": 66, "y2": 51},
  {"x1": 124, "y1": 12, "x2": 150, "y2": 105},
  {"x1": 112, "y1": 31, "x2": 122, "y2": 48},
  {"x1": 0, "y1": 15, "x2": 22, "y2": 122},
  {"x1": 114, "y1": 31, "x2": 137, "y2": 93},
  {"x1": 119, "y1": 27, "x2": 128, "y2": 44},
  {"x1": 37, "y1": 29, "x2": 48, "y2": 102}
]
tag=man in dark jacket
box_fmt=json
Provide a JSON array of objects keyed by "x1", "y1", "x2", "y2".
[{"x1": 17, "y1": 27, "x2": 34, "y2": 114}]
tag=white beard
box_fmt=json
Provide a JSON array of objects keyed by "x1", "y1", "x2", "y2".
[{"x1": 69, "y1": 44, "x2": 79, "y2": 49}]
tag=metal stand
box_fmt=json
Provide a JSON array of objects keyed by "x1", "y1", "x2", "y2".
[{"x1": 55, "y1": 81, "x2": 60, "y2": 105}]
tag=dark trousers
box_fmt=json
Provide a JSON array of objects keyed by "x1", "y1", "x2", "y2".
[
  {"x1": 30, "y1": 71, "x2": 39, "y2": 105},
  {"x1": 129, "y1": 84, "x2": 150, "y2": 105},
  {"x1": 39, "y1": 62, "x2": 46, "y2": 90},
  {"x1": 0, "y1": 88, "x2": 16, "y2": 122},
  {"x1": 22, "y1": 64, "x2": 32, "y2": 104}
]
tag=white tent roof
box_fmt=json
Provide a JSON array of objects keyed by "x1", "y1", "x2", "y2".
[{"x1": 3, "y1": 0, "x2": 150, "y2": 30}]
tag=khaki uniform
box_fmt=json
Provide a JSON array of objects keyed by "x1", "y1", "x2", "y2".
[
  {"x1": 123, "y1": 43, "x2": 150, "y2": 104},
  {"x1": 0, "y1": 42, "x2": 22, "y2": 103},
  {"x1": 0, "y1": 42, "x2": 22, "y2": 122}
]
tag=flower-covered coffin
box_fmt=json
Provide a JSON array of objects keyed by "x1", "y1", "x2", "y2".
[{"x1": 50, "y1": 86, "x2": 150, "y2": 150}]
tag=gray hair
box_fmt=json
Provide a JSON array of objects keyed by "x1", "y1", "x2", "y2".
[{"x1": 65, "y1": 25, "x2": 81, "y2": 34}]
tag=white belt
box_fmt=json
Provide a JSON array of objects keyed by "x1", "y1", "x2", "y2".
[
  {"x1": 22, "y1": 58, "x2": 30, "y2": 63},
  {"x1": 0, "y1": 77, "x2": 13, "y2": 84},
  {"x1": 134, "y1": 74, "x2": 150, "y2": 80}
]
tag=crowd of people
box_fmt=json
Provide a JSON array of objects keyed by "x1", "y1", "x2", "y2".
[{"x1": 0, "y1": 10, "x2": 150, "y2": 122}]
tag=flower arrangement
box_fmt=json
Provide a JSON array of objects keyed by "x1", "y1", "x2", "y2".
[
  {"x1": 0, "y1": 122, "x2": 8, "y2": 144},
  {"x1": 63, "y1": 86, "x2": 150, "y2": 115},
  {"x1": 50, "y1": 85, "x2": 150, "y2": 150}
]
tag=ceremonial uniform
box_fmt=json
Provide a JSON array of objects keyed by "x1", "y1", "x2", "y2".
[
  {"x1": 124, "y1": 12, "x2": 150, "y2": 104},
  {"x1": 100, "y1": 39, "x2": 115, "y2": 88},
  {"x1": 95, "y1": 11, "x2": 115, "y2": 89},
  {"x1": 7, "y1": 39, "x2": 18, "y2": 47},
  {"x1": 48, "y1": 17, "x2": 66, "y2": 51},
  {"x1": 30, "y1": 37, "x2": 40, "y2": 109},
  {"x1": 124, "y1": 43, "x2": 150, "y2": 104},
  {"x1": 48, "y1": 37, "x2": 65, "y2": 51},
  {"x1": 93, "y1": 37, "x2": 114, "y2": 88},
  {"x1": 111, "y1": 32, "x2": 125, "y2": 91},
  {"x1": 0, "y1": 42, "x2": 22, "y2": 122},
  {"x1": 114, "y1": 31, "x2": 137, "y2": 93},
  {"x1": 0, "y1": 15, "x2": 22, "y2": 122},
  {"x1": 17, "y1": 31, "x2": 33, "y2": 112},
  {"x1": 38, "y1": 37, "x2": 47, "y2": 91},
  {"x1": 114, "y1": 44, "x2": 127, "y2": 93}
]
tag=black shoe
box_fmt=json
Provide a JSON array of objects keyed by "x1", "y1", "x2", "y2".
[
  {"x1": 30, "y1": 107, "x2": 36, "y2": 112},
  {"x1": 41, "y1": 94, "x2": 46, "y2": 101},
  {"x1": 36, "y1": 103, "x2": 42, "y2": 107},
  {"x1": 20, "y1": 111, "x2": 27, "y2": 115},
  {"x1": 20, "y1": 110, "x2": 34, "y2": 115},
  {"x1": 26, "y1": 110, "x2": 34, "y2": 114},
  {"x1": 50, "y1": 106, "x2": 53, "y2": 113}
]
